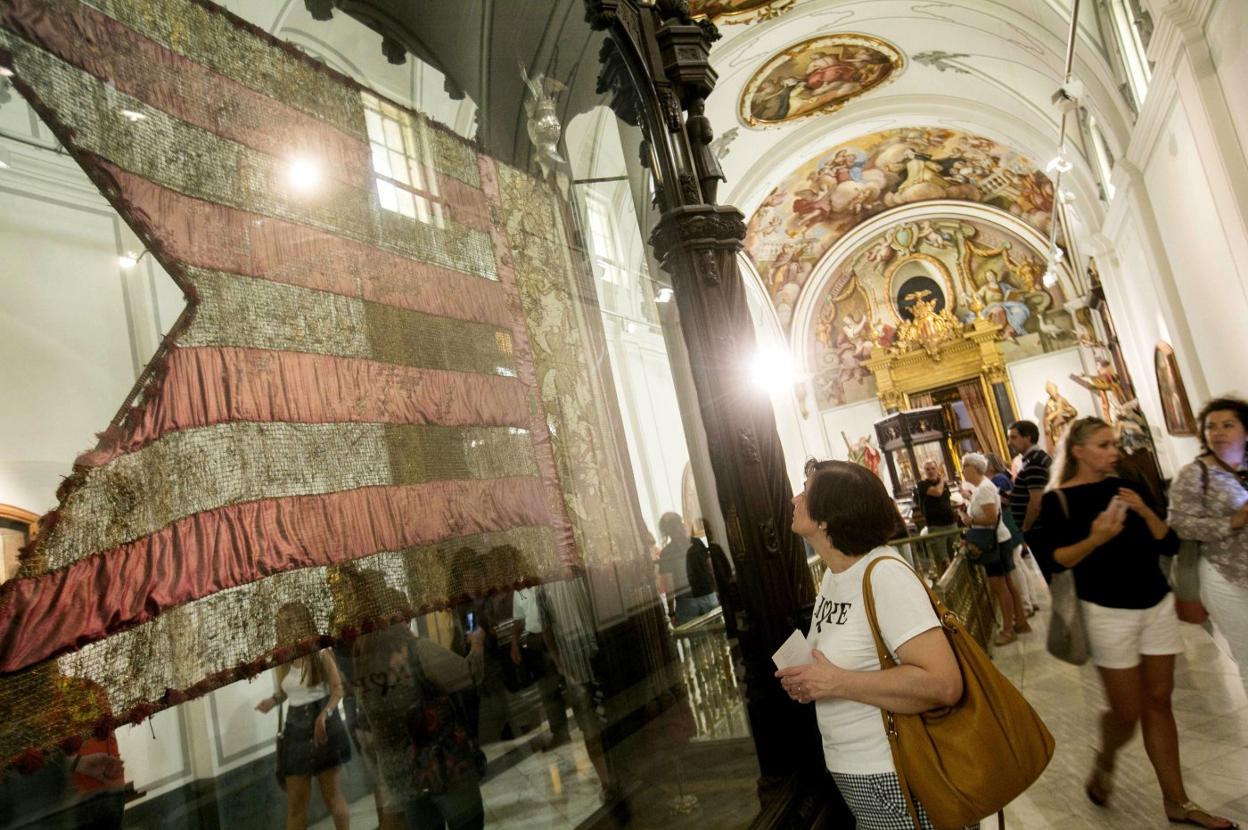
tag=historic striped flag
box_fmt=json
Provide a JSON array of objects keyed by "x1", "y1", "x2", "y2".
[{"x1": 0, "y1": 0, "x2": 588, "y2": 766}]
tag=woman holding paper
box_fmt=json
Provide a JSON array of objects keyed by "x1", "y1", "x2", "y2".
[{"x1": 777, "y1": 460, "x2": 963, "y2": 829}]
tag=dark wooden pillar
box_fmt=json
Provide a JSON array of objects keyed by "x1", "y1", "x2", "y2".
[{"x1": 587, "y1": 3, "x2": 847, "y2": 823}]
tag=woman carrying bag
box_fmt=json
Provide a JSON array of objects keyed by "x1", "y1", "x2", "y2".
[
  {"x1": 1168, "y1": 396, "x2": 1248, "y2": 691},
  {"x1": 961, "y1": 453, "x2": 1029, "y2": 645},
  {"x1": 777, "y1": 461, "x2": 1052, "y2": 829},
  {"x1": 1038, "y1": 418, "x2": 1235, "y2": 829}
]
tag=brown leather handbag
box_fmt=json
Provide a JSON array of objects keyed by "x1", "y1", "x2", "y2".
[{"x1": 862, "y1": 558, "x2": 1055, "y2": 829}]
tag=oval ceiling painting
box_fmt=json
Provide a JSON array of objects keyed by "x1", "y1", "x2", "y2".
[
  {"x1": 690, "y1": 0, "x2": 795, "y2": 24},
  {"x1": 741, "y1": 34, "x2": 904, "y2": 127}
]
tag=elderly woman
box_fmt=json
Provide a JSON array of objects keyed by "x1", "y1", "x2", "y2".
[
  {"x1": 1168, "y1": 397, "x2": 1248, "y2": 691},
  {"x1": 776, "y1": 461, "x2": 962, "y2": 829},
  {"x1": 961, "y1": 452, "x2": 1030, "y2": 645}
]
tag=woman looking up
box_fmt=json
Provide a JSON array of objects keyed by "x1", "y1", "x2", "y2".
[
  {"x1": 777, "y1": 461, "x2": 963, "y2": 829},
  {"x1": 1039, "y1": 418, "x2": 1234, "y2": 829}
]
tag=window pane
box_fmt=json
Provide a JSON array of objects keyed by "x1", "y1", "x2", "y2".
[
  {"x1": 376, "y1": 178, "x2": 398, "y2": 212},
  {"x1": 395, "y1": 188, "x2": 416, "y2": 218},
  {"x1": 370, "y1": 143, "x2": 391, "y2": 177},
  {"x1": 364, "y1": 108, "x2": 384, "y2": 143},
  {"x1": 408, "y1": 158, "x2": 425, "y2": 190},
  {"x1": 383, "y1": 117, "x2": 403, "y2": 150},
  {"x1": 388, "y1": 151, "x2": 410, "y2": 185},
  {"x1": 415, "y1": 195, "x2": 430, "y2": 224}
]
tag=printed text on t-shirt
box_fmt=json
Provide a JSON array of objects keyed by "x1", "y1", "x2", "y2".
[{"x1": 813, "y1": 595, "x2": 852, "y2": 633}]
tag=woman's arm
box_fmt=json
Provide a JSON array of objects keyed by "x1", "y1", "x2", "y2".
[
  {"x1": 777, "y1": 628, "x2": 962, "y2": 713},
  {"x1": 1116, "y1": 488, "x2": 1168, "y2": 540},
  {"x1": 972, "y1": 499, "x2": 999, "y2": 527},
  {"x1": 319, "y1": 651, "x2": 344, "y2": 715}
]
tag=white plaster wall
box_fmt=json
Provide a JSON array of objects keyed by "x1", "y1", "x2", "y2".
[
  {"x1": 603, "y1": 325, "x2": 691, "y2": 537},
  {"x1": 1206, "y1": 1, "x2": 1248, "y2": 177},
  {"x1": 1143, "y1": 94, "x2": 1248, "y2": 401},
  {"x1": 1005, "y1": 348, "x2": 1101, "y2": 452},
  {"x1": 818, "y1": 399, "x2": 888, "y2": 492}
]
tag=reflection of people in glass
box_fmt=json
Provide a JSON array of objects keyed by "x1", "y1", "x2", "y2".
[
  {"x1": 657, "y1": 512, "x2": 720, "y2": 624},
  {"x1": 459, "y1": 546, "x2": 514, "y2": 747},
  {"x1": 355, "y1": 618, "x2": 486, "y2": 830},
  {"x1": 254, "y1": 603, "x2": 352, "y2": 830}
]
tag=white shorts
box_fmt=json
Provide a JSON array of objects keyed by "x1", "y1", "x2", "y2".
[{"x1": 1081, "y1": 593, "x2": 1183, "y2": 670}]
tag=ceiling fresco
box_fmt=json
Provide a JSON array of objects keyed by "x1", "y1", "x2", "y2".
[
  {"x1": 743, "y1": 126, "x2": 1056, "y2": 327},
  {"x1": 690, "y1": 0, "x2": 797, "y2": 24},
  {"x1": 808, "y1": 215, "x2": 1078, "y2": 409},
  {"x1": 740, "y1": 34, "x2": 904, "y2": 126}
]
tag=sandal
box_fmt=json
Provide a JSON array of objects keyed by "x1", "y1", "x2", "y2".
[
  {"x1": 1086, "y1": 758, "x2": 1113, "y2": 807},
  {"x1": 1164, "y1": 799, "x2": 1239, "y2": 829}
]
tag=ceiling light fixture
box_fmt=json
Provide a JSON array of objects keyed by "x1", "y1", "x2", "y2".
[
  {"x1": 655, "y1": 287, "x2": 674, "y2": 303},
  {"x1": 120, "y1": 109, "x2": 146, "y2": 122},
  {"x1": 1042, "y1": 0, "x2": 1083, "y2": 296}
]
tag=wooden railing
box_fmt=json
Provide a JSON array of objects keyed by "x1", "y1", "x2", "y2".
[{"x1": 671, "y1": 609, "x2": 749, "y2": 740}]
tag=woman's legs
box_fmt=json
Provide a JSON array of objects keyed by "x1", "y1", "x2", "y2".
[
  {"x1": 1200, "y1": 559, "x2": 1248, "y2": 692},
  {"x1": 1139, "y1": 655, "x2": 1235, "y2": 828},
  {"x1": 1094, "y1": 665, "x2": 1143, "y2": 784},
  {"x1": 1004, "y1": 569, "x2": 1030, "y2": 632},
  {"x1": 1009, "y1": 545, "x2": 1037, "y2": 614},
  {"x1": 315, "y1": 767, "x2": 351, "y2": 830},
  {"x1": 987, "y1": 575, "x2": 1016, "y2": 642},
  {"x1": 285, "y1": 775, "x2": 312, "y2": 830}
]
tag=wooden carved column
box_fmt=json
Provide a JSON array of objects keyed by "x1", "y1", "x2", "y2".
[{"x1": 588, "y1": 3, "x2": 842, "y2": 822}]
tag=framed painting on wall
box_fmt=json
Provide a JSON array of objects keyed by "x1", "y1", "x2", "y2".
[
  {"x1": 1153, "y1": 342, "x2": 1198, "y2": 436},
  {"x1": 0, "y1": 505, "x2": 38, "y2": 585}
]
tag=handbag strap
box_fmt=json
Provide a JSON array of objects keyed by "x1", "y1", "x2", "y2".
[
  {"x1": 276, "y1": 700, "x2": 284, "y2": 736},
  {"x1": 860, "y1": 557, "x2": 1007, "y2": 830},
  {"x1": 860, "y1": 557, "x2": 942, "y2": 830}
]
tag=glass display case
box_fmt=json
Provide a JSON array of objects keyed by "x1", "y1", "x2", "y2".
[{"x1": 874, "y1": 406, "x2": 956, "y2": 501}]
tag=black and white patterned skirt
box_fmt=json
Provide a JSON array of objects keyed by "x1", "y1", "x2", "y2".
[{"x1": 830, "y1": 771, "x2": 979, "y2": 830}]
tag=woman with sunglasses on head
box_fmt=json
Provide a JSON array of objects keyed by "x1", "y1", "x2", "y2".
[
  {"x1": 1038, "y1": 418, "x2": 1235, "y2": 829},
  {"x1": 1167, "y1": 397, "x2": 1248, "y2": 692}
]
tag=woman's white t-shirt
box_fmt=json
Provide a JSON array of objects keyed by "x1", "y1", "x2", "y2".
[
  {"x1": 969, "y1": 478, "x2": 1012, "y2": 543},
  {"x1": 810, "y1": 546, "x2": 939, "y2": 775},
  {"x1": 281, "y1": 659, "x2": 328, "y2": 707}
]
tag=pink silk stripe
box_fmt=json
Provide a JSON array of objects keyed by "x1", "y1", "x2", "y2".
[
  {"x1": 0, "y1": 0, "x2": 373, "y2": 191},
  {"x1": 101, "y1": 163, "x2": 512, "y2": 329},
  {"x1": 0, "y1": 477, "x2": 554, "y2": 672},
  {"x1": 83, "y1": 346, "x2": 531, "y2": 467}
]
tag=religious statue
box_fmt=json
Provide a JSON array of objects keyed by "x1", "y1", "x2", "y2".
[
  {"x1": 894, "y1": 289, "x2": 963, "y2": 358},
  {"x1": 843, "y1": 432, "x2": 882, "y2": 478},
  {"x1": 1071, "y1": 358, "x2": 1129, "y2": 423},
  {"x1": 1042, "y1": 380, "x2": 1079, "y2": 454},
  {"x1": 520, "y1": 65, "x2": 568, "y2": 192},
  {"x1": 687, "y1": 98, "x2": 726, "y2": 203}
]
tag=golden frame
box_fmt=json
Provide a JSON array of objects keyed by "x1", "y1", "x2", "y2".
[
  {"x1": 739, "y1": 33, "x2": 905, "y2": 127},
  {"x1": 690, "y1": 0, "x2": 797, "y2": 25},
  {"x1": 883, "y1": 253, "x2": 957, "y2": 326}
]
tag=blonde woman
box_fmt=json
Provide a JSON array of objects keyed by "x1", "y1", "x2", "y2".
[
  {"x1": 255, "y1": 603, "x2": 352, "y2": 830},
  {"x1": 1039, "y1": 418, "x2": 1234, "y2": 829}
]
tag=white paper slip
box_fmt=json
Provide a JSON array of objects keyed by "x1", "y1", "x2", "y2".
[{"x1": 772, "y1": 628, "x2": 814, "y2": 670}]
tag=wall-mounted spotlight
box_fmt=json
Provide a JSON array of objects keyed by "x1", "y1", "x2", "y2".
[
  {"x1": 1045, "y1": 155, "x2": 1072, "y2": 176},
  {"x1": 0, "y1": 67, "x2": 13, "y2": 78},
  {"x1": 118, "y1": 250, "x2": 151, "y2": 269},
  {"x1": 655, "y1": 287, "x2": 674, "y2": 303},
  {"x1": 120, "y1": 109, "x2": 146, "y2": 122}
]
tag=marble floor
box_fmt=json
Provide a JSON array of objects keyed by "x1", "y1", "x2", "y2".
[
  {"x1": 315, "y1": 599, "x2": 1248, "y2": 830},
  {"x1": 990, "y1": 600, "x2": 1248, "y2": 830}
]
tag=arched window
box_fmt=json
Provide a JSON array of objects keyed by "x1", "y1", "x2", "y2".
[{"x1": 1104, "y1": 0, "x2": 1152, "y2": 108}]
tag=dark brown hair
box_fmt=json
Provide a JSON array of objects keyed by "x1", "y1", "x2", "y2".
[
  {"x1": 1008, "y1": 420, "x2": 1040, "y2": 444},
  {"x1": 1197, "y1": 397, "x2": 1248, "y2": 455},
  {"x1": 807, "y1": 461, "x2": 904, "y2": 555}
]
